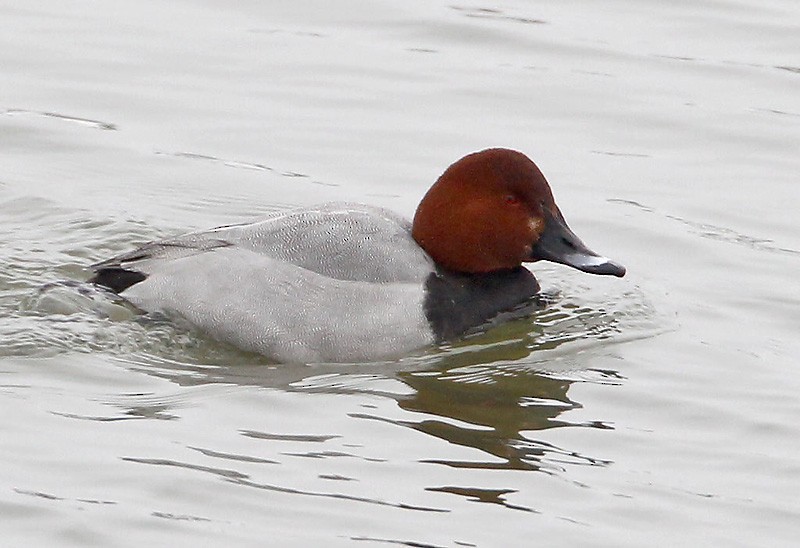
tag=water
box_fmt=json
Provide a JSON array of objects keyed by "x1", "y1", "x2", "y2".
[{"x1": 2, "y1": 0, "x2": 799, "y2": 546}]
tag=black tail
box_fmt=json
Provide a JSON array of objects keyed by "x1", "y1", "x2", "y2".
[{"x1": 88, "y1": 268, "x2": 147, "y2": 293}]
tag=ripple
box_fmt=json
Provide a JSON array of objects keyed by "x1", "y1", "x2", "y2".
[
  {"x1": 123, "y1": 456, "x2": 449, "y2": 513},
  {"x1": 13, "y1": 488, "x2": 116, "y2": 506},
  {"x1": 121, "y1": 457, "x2": 249, "y2": 480},
  {"x1": 188, "y1": 446, "x2": 279, "y2": 465},
  {"x1": 151, "y1": 512, "x2": 212, "y2": 522},
  {"x1": 240, "y1": 430, "x2": 339, "y2": 443},
  {"x1": 154, "y1": 149, "x2": 333, "y2": 186},
  {"x1": 351, "y1": 536, "x2": 453, "y2": 548},
  {"x1": 232, "y1": 477, "x2": 449, "y2": 513},
  {"x1": 609, "y1": 198, "x2": 800, "y2": 257},
  {"x1": 426, "y1": 486, "x2": 537, "y2": 513},
  {"x1": 450, "y1": 6, "x2": 546, "y2": 25},
  {"x1": 1, "y1": 109, "x2": 117, "y2": 130}
]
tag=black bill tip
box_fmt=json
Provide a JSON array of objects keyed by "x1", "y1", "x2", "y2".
[{"x1": 561, "y1": 253, "x2": 626, "y2": 277}]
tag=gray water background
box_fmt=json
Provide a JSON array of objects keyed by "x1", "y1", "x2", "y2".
[{"x1": 1, "y1": 1, "x2": 799, "y2": 546}]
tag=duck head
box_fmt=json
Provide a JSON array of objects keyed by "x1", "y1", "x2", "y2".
[{"x1": 412, "y1": 148, "x2": 626, "y2": 277}]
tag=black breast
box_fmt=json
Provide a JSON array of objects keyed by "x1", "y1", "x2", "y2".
[{"x1": 423, "y1": 267, "x2": 542, "y2": 342}]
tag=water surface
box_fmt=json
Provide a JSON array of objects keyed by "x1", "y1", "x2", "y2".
[{"x1": 1, "y1": 1, "x2": 799, "y2": 546}]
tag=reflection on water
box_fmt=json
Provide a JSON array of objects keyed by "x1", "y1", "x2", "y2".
[
  {"x1": 375, "y1": 302, "x2": 631, "y2": 480},
  {"x1": 394, "y1": 364, "x2": 617, "y2": 474},
  {"x1": 42, "y1": 284, "x2": 648, "y2": 483}
]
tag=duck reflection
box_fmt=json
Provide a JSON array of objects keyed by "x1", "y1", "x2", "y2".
[
  {"x1": 126, "y1": 297, "x2": 624, "y2": 476},
  {"x1": 394, "y1": 335, "x2": 620, "y2": 473}
]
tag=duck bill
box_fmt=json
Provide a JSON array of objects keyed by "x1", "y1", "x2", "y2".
[{"x1": 530, "y1": 209, "x2": 626, "y2": 277}]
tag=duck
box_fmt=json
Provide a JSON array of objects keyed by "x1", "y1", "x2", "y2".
[{"x1": 89, "y1": 148, "x2": 625, "y2": 363}]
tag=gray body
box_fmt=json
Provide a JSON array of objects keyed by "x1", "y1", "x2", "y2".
[{"x1": 96, "y1": 204, "x2": 438, "y2": 363}]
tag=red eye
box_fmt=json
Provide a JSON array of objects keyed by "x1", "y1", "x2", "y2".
[{"x1": 504, "y1": 194, "x2": 520, "y2": 206}]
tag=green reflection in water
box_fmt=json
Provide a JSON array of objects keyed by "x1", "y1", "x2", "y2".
[
  {"x1": 114, "y1": 293, "x2": 632, "y2": 480},
  {"x1": 391, "y1": 305, "x2": 624, "y2": 474}
]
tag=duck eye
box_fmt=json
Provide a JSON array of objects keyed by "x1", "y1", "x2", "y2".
[{"x1": 504, "y1": 194, "x2": 520, "y2": 206}]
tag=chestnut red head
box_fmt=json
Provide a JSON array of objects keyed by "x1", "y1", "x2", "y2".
[{"x1": 412, "y1": 148, "x2": 625, "y2": 277}]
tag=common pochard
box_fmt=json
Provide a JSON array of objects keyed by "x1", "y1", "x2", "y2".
[{"x1": 89, "y1": 148, "x2": 625, "y2": 363}]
